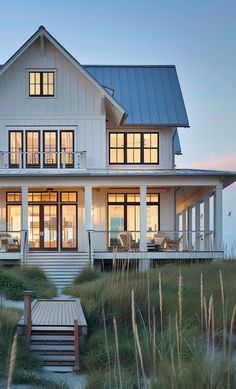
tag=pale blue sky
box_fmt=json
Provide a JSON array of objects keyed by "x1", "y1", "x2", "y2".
[{"x1": 0, "y1": 0, "x2": 235, "y2": 247}]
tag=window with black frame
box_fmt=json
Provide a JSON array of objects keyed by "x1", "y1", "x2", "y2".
[
  {"x1": 107, "y1": 193, "x2": 159, "y2": 249},
  {"x1": 29, "y1": 72, "x2": 54, "y2": 96},
  {"x1": 109, "y1": 132, "x2": 159, "y2": 164}
]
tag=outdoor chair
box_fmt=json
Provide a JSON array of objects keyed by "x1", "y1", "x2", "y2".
[{"x1": 118, "y1": 231, "x2": 139, "y2": 251}]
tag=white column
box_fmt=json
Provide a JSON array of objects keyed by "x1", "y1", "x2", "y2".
[
  {"x1": 84, "y1": 186, "x2": 93, "y2": 262},
  {"x1": 204, "y1": 195, "x2": 210, "y2": 250},
  {"x1": 214, "y1": 183, "x2": 223, "y2": 250},
  {"x1": 187, "y1": 206, "x2": 192, "y2": 250},
  {"x1": 21, "y1": 186, "x2": 28, "y2": 261},
  {"x1": 195, "y1": 202, "x2": 201, "y2": 251},
  {"x1": 84, "y1": 186, "x2": 93, "y2": 231},
  {"x1": 0, "y1": 190, "x2": 5, "y2": 231},
  {"x1": 21, "y1": 186, "x2": 28, "y2": 232},
  {"x1": 182, "y1": 209, "x2": 187, "y2": 250},
  {"x1": 140, "y1": 185, "x2": 149, "y2": 271}
]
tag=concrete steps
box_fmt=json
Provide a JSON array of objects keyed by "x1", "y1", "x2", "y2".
[{"x1": 25, "y1": 252, "x2": 91, "y2": 288}]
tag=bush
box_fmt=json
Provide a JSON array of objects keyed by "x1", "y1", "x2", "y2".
[
  {"x1": 0, "y1": 266, "x2": 56, "y2": 300},
  {"x1": 73, "y1": 267, "x2": 99, "y2": 285}
]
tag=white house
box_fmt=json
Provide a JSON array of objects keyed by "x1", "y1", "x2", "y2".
[{"x1": 0, "y1": 26, "x2": 235, "y2": 287}]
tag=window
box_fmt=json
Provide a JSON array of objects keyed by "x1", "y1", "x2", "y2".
[
  {"x1": 9, "y1": 131, "x2": 22, "y2": 167},
  {"x1": 29, "y1": 72, "x2": 54, "y2": 96},
  {"x1": 26, "y1": 131, "x2": 40, "y2": 166},
  {"x1": 109, "y1": 133, "x2": 124, "y2": 163},
  {"x1": 60, "y1": 131, "x2": 74, "y2": 166},
  {"x1": 43, "y1": 131, "x2": 57, "y2": 166},
  {"x1": 109, "y1": 132, "x2": 159, "y2": 164},
  {"x1": 107, "y1": 193, "x2": 159, "y2": 246}
]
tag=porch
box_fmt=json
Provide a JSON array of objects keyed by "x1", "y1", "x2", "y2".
[{"x1": 0, "y1": 182, "x2": 224, "y2": 266}]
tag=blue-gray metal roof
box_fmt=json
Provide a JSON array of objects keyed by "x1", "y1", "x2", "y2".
[{"x1": 84, "y1": 65, "x2": 189, "y2": 127}]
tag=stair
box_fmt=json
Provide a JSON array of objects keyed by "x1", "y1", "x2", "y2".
[
  {"x1": 25, "y1": 252, "x2": 91, "y2": 288},
  {"x1": 30, "y1": 327, "x2": 77, "y2": 371}
]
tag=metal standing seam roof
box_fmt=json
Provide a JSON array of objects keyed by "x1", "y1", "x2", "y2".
[{"x1": 84, "y1": 65, "x2": 189, "y2": 127}]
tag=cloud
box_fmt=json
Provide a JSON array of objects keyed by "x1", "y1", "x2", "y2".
[{"x1": 190, "y1": 154, "x2": 236, "y2": 171}]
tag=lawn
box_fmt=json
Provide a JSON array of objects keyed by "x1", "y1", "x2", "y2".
[
  {"x1": 64, "y1": 261, "x2": 236, "y2": 388},
  {"x1": 0, "y1": 265, "x2": 56, "y2": 300}
]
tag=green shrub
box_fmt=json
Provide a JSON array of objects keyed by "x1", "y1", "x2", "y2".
[
  {"x1": 0, "y1": 266, "x2": 56, "y2": 300},
  {"x1": 73, "y1": 267, "x2": 99, "y2": 285}
]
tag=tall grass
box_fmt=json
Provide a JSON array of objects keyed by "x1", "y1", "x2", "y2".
[{"x1": 65, "y1": 261, "x2": 236, "y2": 388}]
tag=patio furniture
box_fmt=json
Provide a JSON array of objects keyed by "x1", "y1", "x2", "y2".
[
  {"x1": 118, "y1": 231, "x2": 139, "y2": 251},
  {"x1": 161, "y1": 236, "x2": 182, "y2": 251}
]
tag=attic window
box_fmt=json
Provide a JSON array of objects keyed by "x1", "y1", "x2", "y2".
[{"x1": 29, "y1": 71, "x2": 54, "y2": 96}]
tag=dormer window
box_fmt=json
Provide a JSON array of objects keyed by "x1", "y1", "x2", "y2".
[{"x1": 29, "y1": 71, "x2": 54, "y2": 96}]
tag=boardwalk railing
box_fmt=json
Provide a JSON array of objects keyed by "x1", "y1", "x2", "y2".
[{"x1": 0, "y1": 150, "x2": 87, "y2": 169}]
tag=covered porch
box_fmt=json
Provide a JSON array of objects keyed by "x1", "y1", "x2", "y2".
[{"x1": 0, "y1": 174, "x2": 225, "y2": 267}]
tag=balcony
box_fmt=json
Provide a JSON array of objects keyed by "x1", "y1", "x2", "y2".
[{"x1": 0, "y1": 150, "x2": 87, "y2": 169}]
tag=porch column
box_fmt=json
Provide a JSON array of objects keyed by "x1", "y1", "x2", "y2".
[
  {"x1": 140, "y1": 185, "x2": 149, "y2": 271},
  {"x1": 214, "y1": 183, "x2": 223, "y2": 250},
  {"x1": 204, "y1": 195, "x2": 210, "y2": 250},
  {"x1": 84, "y1": 186, "x2": 93, "y2": 261},
  {"x1": 195, "y1": 202, "x2": 201, "y2": 251},
  {"x1": 21, "y1": 187, "x2": 28, "y2": 261},
  {"x1": 0, "y1": 190, "x2": 5, "y2": 231},
  {"x1": 187, "y1": 206, "x2": 193, "y2": 250},
  {"x1": 21, "y1": 187, "x2": 28, "y2": 232},
  {"x1": 85, "y1": 186, "x2": 93, "y2": 230},
  {"x1": 182, "y1": 209, "x2": 187, "y2": 250}
]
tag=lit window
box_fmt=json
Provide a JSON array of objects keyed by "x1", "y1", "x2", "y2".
[
  {"x1": 109, "y1": 132, "x2": 159, "y2": 164},
  {"x1": 29, "y1": 72, "x2": 54, "y2": 96}
]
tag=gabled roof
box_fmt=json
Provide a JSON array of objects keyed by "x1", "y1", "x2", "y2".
[
  {"x1": 0, "y1": 26, "x2": 126, "y2": 124},
  {"x1": 84, "y1": 65, "x2": 189, "y2": 127}
]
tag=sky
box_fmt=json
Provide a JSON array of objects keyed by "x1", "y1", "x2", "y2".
[{"x1": 0, "y1": 0, "x2": 235, "y2": 248}]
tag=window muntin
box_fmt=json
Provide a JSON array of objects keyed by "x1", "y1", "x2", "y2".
[
  {"x1": 109, "y1": 132, "x2": 159, "y2": 164},
  {"x1": 9, "y1": 131, "x2": 22, "y2": 167},
  {"x1": 26, "y1": 131, "x2": 40, "y2": 166},
  {"x1": 29, "y1": 72, "x2": 54, "y2": 96}
]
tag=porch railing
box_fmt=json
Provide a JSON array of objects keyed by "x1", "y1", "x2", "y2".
[
  {"x1": 92, "y1": 230, "x2": 216, "y2": 252},
  {"x1": 0, "y1": 231, "x2": 21, "y2": 252},
  {"x1": 0, "y1": 150, "x2": 87, "y2": 169}
]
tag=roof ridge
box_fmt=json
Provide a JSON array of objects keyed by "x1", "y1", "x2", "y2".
[{"x1": 83, "y1": 65, "x2": 176, "y2": 68}]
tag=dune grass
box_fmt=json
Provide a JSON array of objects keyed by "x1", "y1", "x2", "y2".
[
  {"x1": 0, "y1": 306, "x2": 69, "y2": 388},
  {"x1": 64, "y1": 261, "x2": 236, "y2": 388},
  {"x1": 0, "y1": 265, "x2": 56, "y2": 300}
]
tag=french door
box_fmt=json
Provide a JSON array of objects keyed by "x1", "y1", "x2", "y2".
[{"x1": 28, "y1": 204, "x2": 58, "y2": 250}]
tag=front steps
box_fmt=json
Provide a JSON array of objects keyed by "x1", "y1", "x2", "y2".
[
  {"x1": 25, "y1": 252, "x2": 91, "y2": 289},
  {"x1": 30, "y1": 327, "x2": 76, "y2": 371}
]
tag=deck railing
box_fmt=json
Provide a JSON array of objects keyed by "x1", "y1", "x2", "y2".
[
  {"x1": 92, "y1": 230, "x2": 216, "y2": 252},
  {"x1": 0, "y1": 150, "x2": 87, "y2": 169}
]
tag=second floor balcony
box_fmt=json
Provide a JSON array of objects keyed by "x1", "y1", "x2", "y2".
[{"x1": 0, "y1": 150, "x2": 87, "y2": 170}]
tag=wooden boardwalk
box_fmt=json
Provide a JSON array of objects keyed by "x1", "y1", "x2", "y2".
[{"x1": 17, "y1": 298, "x2": 87, "y2": 371}]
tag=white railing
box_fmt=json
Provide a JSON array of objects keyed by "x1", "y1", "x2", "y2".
[
  {"x1": 0, "y1": 150, "x2": 87, "y2": 169},
  {"x1": 92, "y1": 230, "x2": 217, "y2": 252}
]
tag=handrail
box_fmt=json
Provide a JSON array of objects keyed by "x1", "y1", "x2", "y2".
[{"x1": 0, "y1": 150, "x2": 87, "y2": 169}]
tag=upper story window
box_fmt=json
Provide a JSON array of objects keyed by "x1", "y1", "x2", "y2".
[
  {"x1": 109, "y1": 132, "x2": 159, "y2": 165},
  {"x1": 29, "y1": 71, "x2": 54, "y2": 96}
]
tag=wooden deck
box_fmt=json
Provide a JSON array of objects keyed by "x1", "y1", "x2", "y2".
[{"x1": 17, "y1": 298, "x2": 87, "y2": 371}]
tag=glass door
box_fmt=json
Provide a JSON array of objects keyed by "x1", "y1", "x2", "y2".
[
  {"x1": 28, "y1": 205, "x2": 40, "y2": 249},
  {"x1": 60, "y1": 131, "x2": 74, "y2": 167},
  {"x1": 43, "y1": 205, "x2": 58, "y2": 250},
  {"x1": 43, "y1": 131, "x2": 57, "y2": 167},
  {"x1": 28, "y1": 204, "x2": 58, "y2": 250},
  {"x1": 61, "y1": 204, "x2": 77, "y2": 249},
  {"x1": 108, "y1": 204, "x2": 124, "y2": 247},
  {"x1": 26, "y1": 131, "x2": 40, "y2": 167}
]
